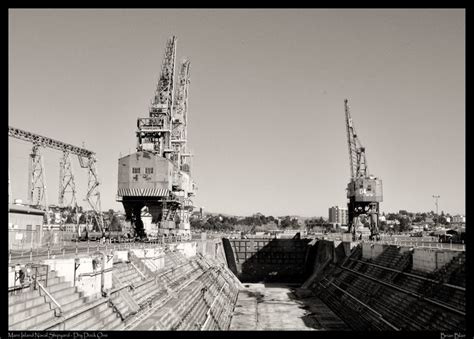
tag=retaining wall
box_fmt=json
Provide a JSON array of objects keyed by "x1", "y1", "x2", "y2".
[
  {"x1": 412, "y1": 248, "x2": 460, "y2": 272},
  {"x1": 223, "y1": 238, "x2": 312, "y2": 282},
  {"x1": 42, "y1": 253, "x2": 113, "y2": 297}
]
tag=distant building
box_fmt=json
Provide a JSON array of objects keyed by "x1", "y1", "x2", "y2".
[
  {"x1": 451, "y1": 215, "x2": 465, "y2": 223},
  {"x1": 328, "y1": 206, "x2": 348, "y2": 226}
]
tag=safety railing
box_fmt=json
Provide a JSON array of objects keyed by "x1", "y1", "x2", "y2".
[
  {"x1": 9, "y1": 237, "x2": 193, "y2": 263},
  {"x1": 43, "y1": 297, "x2": 110, "y2": 330},
  {"x1": 201, "y1": 281, "x2": 227, "y2": 330},
  {"x1": 76, "y1": 267, "x2": 114, "y2": 279},
  {"x1": 9, "y1": 263, "x2": 50, "y2": 295},
  {"x1": 35, "y1": 279, "x2": 63, "y2": 317},
  {"x1": 130, "y1": 262, "x2": 147, "y2": 280},
  {"x1": 361, "y1": 239, "x2": 465, "y2": 251}
]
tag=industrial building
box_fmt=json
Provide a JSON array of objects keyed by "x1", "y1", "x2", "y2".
[{"x1": 8, "y1": 202, "x2": 45, "y2": 249}]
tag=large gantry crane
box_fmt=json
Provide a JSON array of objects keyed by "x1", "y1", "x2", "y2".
[
  {"x1": 344, "y1": 100, "x2": 383, "y2": 240},
  {"x1": 117, "y1": 36, "x2": 196, "y2": 240},
  {"x1": 8, "y1": 126, "x2": 105, "y2": 234}
]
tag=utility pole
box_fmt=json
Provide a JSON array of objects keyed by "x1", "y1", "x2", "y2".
[{"x1": 432, "y1": 195, "x2": 440, "y2": 226}]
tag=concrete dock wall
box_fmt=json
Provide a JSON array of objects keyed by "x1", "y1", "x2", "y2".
[
  {"x1": 223, "y1": 238, "x2": 312, "y2": 283},
  {"x1": 42, "y1": 253, "x2": 113, "y2": 297},
  {"x1": 412, "y1": 248, "x2": 460, "y2": 272}
]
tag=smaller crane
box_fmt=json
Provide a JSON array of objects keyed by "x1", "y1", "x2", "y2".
[
  {"x1": 344, "y1": 100, "x2": 383, "y2": 240},
  {"x1": 9, "y1": 126, "x2": 105, "y2": 236}
]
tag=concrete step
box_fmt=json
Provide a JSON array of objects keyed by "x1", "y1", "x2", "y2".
[
  {"x1": 54, "y1": 290, "x2": 83, "y2": 307},
  {"x1": 116, "y1": 269, "x2": 137, "y2": 281},
  {"x1": 65, "y1": 301, "x2": 110, "y2": 330},
  {"x1": 114, "y1": 264, "x2": 129, "y2": 272},
  {"x1": 9, "y1": 301, "x2": 53, "y2": 325},
  {"x1": 17, "y1": 289, "x2": 86, "y2": 330},
  {"x1": 99, "y1": 310, "x2": 123, "y2": 330},
  {"x1": 9, "y1": 294, "x2": 47, "y2": 313},
  {"x1": 46, "y1": 281, "x2": 72, "y2": 293},
  {"x1": 122, "y1": 271, "x2": 144, "y2": 284},
  {"x1": 130, "y1": 275, "x2": 145, "y2": 285},
  {"x1": 10, "y1": 308, "x2": 57, "y2": 330},
  {"x1": 61, "y1": 296, "x2": 87, "y2": 313},
  {"x1": 117, "y1": 266, "x2": 136, "y2": 276},
  {"x1": 86, "y1": 307, "x2": 119, "y2": 330},
  {"x1": 49, "y1": 285, "x2": 79, "y2": 300},
  {"x1": 133, "y1": 281, "x2": 156, "y2": 304}
]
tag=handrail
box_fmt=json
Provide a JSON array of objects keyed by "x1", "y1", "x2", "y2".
[
  {"x1": 347, "y1": 258, "x2": 465, "y2": 291},
  {"x1": 36, "y1": 280, "x2": 62, "y2": 317},
  {"x1": 109, "y1": 283, "x2": 133, "y2": 295},
  {"x1": 106, "y1": 297, "x2": 126, "y2": 321},
  {"x1": 134, "y1": 276, "x2": 155, "y2": 290},
  {"x1": 9, "y1": 239, "x2": 196, "y2": 262},
  {"x1": 77, "y1": 267, "x2": 114, "y2": 279},
  {"x1": 201, "y1": 282, "x2": 227, "y2": 330},
  {"x1": 157, "y1": 261, "x2": 191, "y2": 277},
  {"x1": 8, "y1": 283, "x2": 32, "y2": 293},
  {"x1": 143, "y1": 258, "x2": 159, "y2": 271},
  {"x1": 43, "y1": 297, "x2": 110, "y2": 330},
  {"x1": 130, "y1": 262, "x2": 147, "y2": 279}
]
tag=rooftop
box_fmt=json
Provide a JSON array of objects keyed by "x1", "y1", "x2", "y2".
[{"x1": 8, "y1": 204, "x2": 45, "y2": 215}]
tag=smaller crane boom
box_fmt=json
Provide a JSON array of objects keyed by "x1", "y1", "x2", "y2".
[{"x1": 345, "y1": 99, "x2": 368, "y2": 180}]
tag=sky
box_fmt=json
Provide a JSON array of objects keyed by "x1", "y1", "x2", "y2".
[{"x1": 8, "y1": 9, "x2": 465, "y2": 217}]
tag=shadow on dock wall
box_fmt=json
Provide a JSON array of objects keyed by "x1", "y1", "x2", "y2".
[{"x1": 222, "y1": 238, "x2": 319, "y2": 283}]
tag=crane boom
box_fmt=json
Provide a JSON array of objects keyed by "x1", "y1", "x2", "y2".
[
  {"x1": 9, "y1": 126, "x2": 94, "y2": 158},
  {"x1": 137, "y1": 36, "x2": 177, "y2": 155},
  {"x1": 171, "y1": 59, "x2": 191, "y2": 171},
  {"x1": 344, "y1": 99, "x2": 368, "y2": 179},
  {"x1": 151, "y1": 35, "x2": 177, "y2": 117},
  {"x1": 173, "y1": 59, "x2": 190, "y2": 131}
]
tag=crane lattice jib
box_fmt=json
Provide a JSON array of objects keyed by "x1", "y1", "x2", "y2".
[
  {"x1": 344, "y1": 100, "x2": 368, "y2": 179},
  {"x1": 151, "y1": 36, "x2": 177, "y2": 118},
  {"x1": 9, "y1": 126, "x2": 95, "y2": 158},
  {"x1": 172, "y1": 59, "x2": 191, "y2": 142}
]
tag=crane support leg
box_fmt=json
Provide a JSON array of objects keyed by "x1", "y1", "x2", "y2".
[
  {"x1": 84, "y1": 156, "x2": 104, "y2": 233},
  {"x1": 28, "y1": 145, "x2": 47, "y2": 210},
  {"x1": 59, "y1": 151, "x2": 77, "y2": 208},
  {"x1": 368, "y1": 202, "x2": 380, "y2": 241}
]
